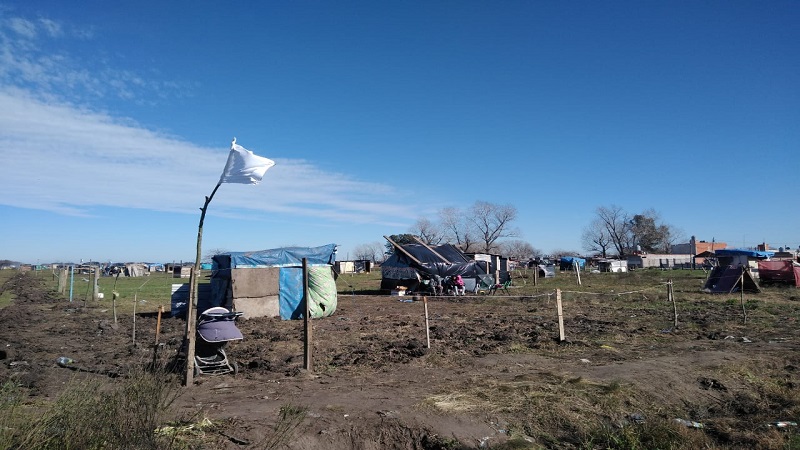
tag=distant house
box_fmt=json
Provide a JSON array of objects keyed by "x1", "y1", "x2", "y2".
[
  {"x1": 597, "y1": 259, "x2": 628, "y2": 273},
  {"x1": 334, "y1": 260, "x2": 372, "y2": 274}
]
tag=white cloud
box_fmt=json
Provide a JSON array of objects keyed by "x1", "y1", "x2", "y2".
[
  {"x1": 0, "y1": 88, "x2": 413, "y2": 227},
  {"x1": 0, "y1": 12, "x2": 188, "y2": 104},
  {"x1": 0, "y1": 10, "x2": 418, "y2": 235},
  {"x1": 7, "y1": 17, "x2": 36, "y2": 39}
]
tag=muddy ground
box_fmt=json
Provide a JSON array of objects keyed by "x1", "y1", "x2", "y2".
[{"x1": 2, "y1": 273, "x2": 800, "y2": 449}]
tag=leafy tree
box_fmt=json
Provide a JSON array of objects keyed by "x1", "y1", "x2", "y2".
[{"x1": 384, "y1": 234, "x2": 418, "y2": 255}]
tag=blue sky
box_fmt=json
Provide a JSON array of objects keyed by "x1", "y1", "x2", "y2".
[{"x1": 1, "y1": 1, "x2": 798, "y2": 263}]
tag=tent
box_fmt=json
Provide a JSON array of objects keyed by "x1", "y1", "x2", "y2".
[
  {"x1": 209, "y1": 244, "x2": 338, "y2": 320},
  {"x1": 758, "y1": 260, "x2": 800, "y2": 287},
  {"x1": 703, "y1": 266, "x2": 761, "y2": 293},
  {"x1": 381, "y1": 242, "x2": 489, "y2": 293}
]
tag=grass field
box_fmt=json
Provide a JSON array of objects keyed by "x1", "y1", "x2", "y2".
[{"x1": 5, "y1": 265, "x2": 797, "y2": 319}]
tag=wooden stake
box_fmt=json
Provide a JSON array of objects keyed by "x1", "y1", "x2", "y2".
[
  {"x1": 424, "y1": 296, "x2": 431, "y2": 349},
  {"x1": 556, "y1": 288, "x2": 565, "y2": 342},
  {"x1": 303, "y1": 258, "x2": 313, "y2": 372},
  {"x1": 669, "y1": 279, "x2": 678, "y2": 328},
  {"x1": 132, "y1": 292, "x2": 137, "y2": 344},
  {"x1": 151, "y1": 305, "x2": 163, "y2": 366},
  {"x1": 155, "y1": 305, "x2": 163, "y2": 346},
  {"x1": 740, "y1": 267, "x2": 747, "y2": 325},
  {"x1": 574, "y1": 261, "x2": 582, "y2": 286}
]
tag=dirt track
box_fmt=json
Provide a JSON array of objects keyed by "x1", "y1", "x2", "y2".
[{"x1": 2, "y1": 273, "x2": 800, "y2": 449}]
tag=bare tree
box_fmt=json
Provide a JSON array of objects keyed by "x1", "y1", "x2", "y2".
[
  {"x1": 439, "y1": 207, "x2": 477, "y2": 252},
  {"x1": 589, "y1": 205, "x2": 683, "y2": 256},
  {"x1": 469, "y1": 201, "x2": 519, "y2": 253},
  {"x1": 500, "y1": 240, "x2": 540, "y2": 260},
  {"x1": 202, "y1": 248, "x2": 229, "y2": 263},
  {"x1": 595, "y1": 205, "x2": 632, "y2": 257},
  {"x1": 352, "y1": 242, "x2": 385, "y2": 262},
  {"x1": 581, "y1": 218, "x2": 614, "y2": 258},
  {"x1": 409, "y1": 218, "x2": 444, "y2": 246}
]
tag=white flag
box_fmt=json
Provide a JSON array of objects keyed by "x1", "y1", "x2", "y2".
[{"x1": 219, "y1": 138, "x2": 275, "y2": 184}]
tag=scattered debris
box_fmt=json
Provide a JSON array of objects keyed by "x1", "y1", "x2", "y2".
[
  {"x1": 628, "y1": 413, "x2": 646, "y2": 424},
  {"x1": 675, "y1": 418, "x2": 704, "y2": 429},
  {"x1": 698, "y1": 377, "x2": 728, "y2": 391},
  {"x1": 56, "y1": 356, "x2": 74, "y2": 367},
  {"x1": 768, "y1": 421, "x2": 798, "y2": 428}
]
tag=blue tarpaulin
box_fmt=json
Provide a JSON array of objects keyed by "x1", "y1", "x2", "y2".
[
  {"x1": 215, "y1": 244, "x2": 337, "y2": 269},
  {"x1": 714, "y1": 249, "x2": 774, "y2": 259},
  {"x1": 560, "y1": 257, "x2": 586, "y2": 270},
  {"x1": 210, "y1": 244, "x2": 338, "y2": 320}
]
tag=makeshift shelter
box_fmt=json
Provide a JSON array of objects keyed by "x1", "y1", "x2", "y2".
[
  {"x1": 703, "y1": 266, "x2": 761, "y2": 294},
  {"x1": 559, "y1": 257, "x2": 586, "y2": 271},
  {"x1": 714, "y1": 249, "x2": 774, "y2": 271},
  {"x1": 758, "y1": 260, "x2": 800, "y2": 287},
  {"x1": 381, "y1": 240, "x2": 488, "y2": 293},
  {"x1": 207, "y1": 244, "x2": 338, "y2": 320},
  {"x1": 597, "y1": 259, "x2": 628, "y2": 273}
]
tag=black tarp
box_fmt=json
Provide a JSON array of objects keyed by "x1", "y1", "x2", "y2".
[
  {"x1": 380, "y1": 243, "x2": 487, "y2": 292},
  {"x1": 703, "y1": 266, "x2": 761, "y2": 293}
]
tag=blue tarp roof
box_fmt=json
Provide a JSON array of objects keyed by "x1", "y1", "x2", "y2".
[
  {"x1": 212, "y1": 244, "x2": 337, "y2": 269},
  {"x1": 714, "y1": 248, "x2": 774, "y2": 258},
  {"x1": 559, "y1": 256, "x2": 586, "y2": 268}
]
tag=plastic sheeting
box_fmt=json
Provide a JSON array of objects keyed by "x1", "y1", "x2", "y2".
[
  {"x1": 212, "y1": 244, "x2": 337, "y2": 269},
  {"x1": 758, "y1": 261, "x2": 800, "y2": 287},
  {"x1": 559, "y1": 257, "x2": 586, "y2": 270},
  {"x1": 714, "y1": 249, "x2": 774, "y2": 259},
  {"x1": 279, "y1": 266, "x2": 338, "y2": 320},
  {"x1": 703, "y1": 266, "x2": 761, "y2": 293},
  {"x1": 380, "y1": 243, "x2": 488, "y2": 292},
  {"x1": 209, "y1": 244, "x2": 338, "y2": 321}
]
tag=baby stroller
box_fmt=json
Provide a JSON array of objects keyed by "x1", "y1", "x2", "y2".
[{"x1": 193, "y1": 307, "x2": 243, "y2": 376}]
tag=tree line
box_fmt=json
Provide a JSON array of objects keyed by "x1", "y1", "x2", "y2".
[
  {"x1": 350, "y1": 202, "x2": 682, "y2": 262},
  {"x1": 581, "y1": 205, "x2": 684, "y2": 258}
]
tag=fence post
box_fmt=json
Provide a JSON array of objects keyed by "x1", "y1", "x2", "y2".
[
  {"x1": 669, "y1": 278, "x2": 678, "y2": 328},
  {"x1": 556, "y1": 288, "x2": 565, "y2": 342},
  {"x1": 740, "y1": 266, "x2": 747, "y2": 325}
]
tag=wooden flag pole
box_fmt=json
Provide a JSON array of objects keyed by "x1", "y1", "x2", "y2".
[{"x1": 184, "y1": 182, "x2": 222, "y2": 386}]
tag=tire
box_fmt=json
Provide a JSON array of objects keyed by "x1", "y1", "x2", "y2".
[{"x1": 230, "y1": 360, "x2": 239, "y2": 375}]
